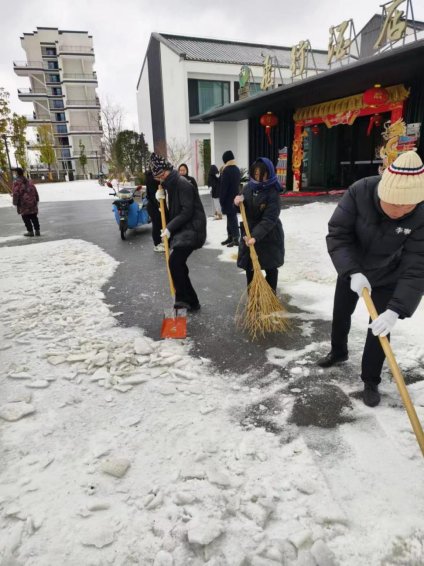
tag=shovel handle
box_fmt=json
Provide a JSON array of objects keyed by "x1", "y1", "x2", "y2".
[
  {"x1": 158, "y1": 190, "x2": 175, "y2": 297},
  {"x1": 362, "y1": 288, "x2": 424, "y2": 457},
  {"x1": 239, "y1": 201, "x2": 261, "y2": 270}
]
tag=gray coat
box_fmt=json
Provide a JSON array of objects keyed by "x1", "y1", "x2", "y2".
[{"x1": 327, "y1": 176, "x2": 424, "y2": 318}]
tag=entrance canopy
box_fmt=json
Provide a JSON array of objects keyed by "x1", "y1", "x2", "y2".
[{"x1": 198, "y1": 39, "x2": 424, "y2": 123}]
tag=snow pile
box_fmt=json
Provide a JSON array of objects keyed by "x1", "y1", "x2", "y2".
[{"x1": 1, "y1": 202, "x2": 424, "y2": 565}]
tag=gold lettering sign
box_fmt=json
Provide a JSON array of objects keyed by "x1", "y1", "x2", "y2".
[
  {"x1": 260, "y1": 56, "x2": 273, "y2": 90},
  {"x1": 374, "y1": 0, "x2": 407, "y2": 49},
  {"x1": 290, "y1": 40, "x2": 309, "y2": 77},
  {"x1": 328, "y1": 20, "x2": 352, "y2": 64}
]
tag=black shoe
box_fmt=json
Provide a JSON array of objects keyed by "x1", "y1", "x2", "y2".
[
  {"x1": 221, "y1": 237, "x2": 232, "y2": 246},
  {"x1": 35, "y1": 230, "x2": 41, "y2": 236},
  {"x1": 174, "y1": 301, "x2": 191, "y2": 311},
  {"x1": 24, "y1": 232, "x2": 34, "y2": 237},
  {"x1": 189, "y1": 303, "x2": 201, "y2": 312},
  {"x1": 317, "y1": 351, "x2": 348, "y2": 368},
  {"x1": 227, "y1": 238, "x2": 239, "y2": 248},
  {"x1": 363, "y1": 383, "x2": 381, "y2": 407}
]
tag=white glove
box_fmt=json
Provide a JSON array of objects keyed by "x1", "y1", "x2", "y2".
[
  {"x1": 234, "y1": 195, "x2": 244, "y2": 206},
  {"x1": 160, "y1": 228, "x2": 171, "y2": 240},
  {"x1": 369, "y1": 309, "x2": 399, "y2": 337},
  {"x1": 155, "y1": 188, "x2": 165, "y2": 201},
  {"x1": 350, "y1": 273, "x2": 371, "y2": 297}
]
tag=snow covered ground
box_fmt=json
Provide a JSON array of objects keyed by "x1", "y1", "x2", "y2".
[{"x1": 1, "y1": 186, "x2": 424, "y2": 565}]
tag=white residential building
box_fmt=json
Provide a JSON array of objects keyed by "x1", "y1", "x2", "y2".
[
  {"x1": 14, "y1": 27, "x2": 103, "y2": 181},
  {"x1": 136, "y1": 33, "x2": 327, "y2": 183}
]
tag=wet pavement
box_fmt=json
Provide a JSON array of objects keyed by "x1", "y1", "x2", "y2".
[{"x1": 0, "y1": 193, "x2": 364, "y2": 430}]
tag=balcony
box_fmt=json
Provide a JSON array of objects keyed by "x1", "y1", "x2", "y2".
[
  {"x1": 18, "y1": 88, "x2": 48, "y2": 100},
  {"x1": 13, "y1": 61, "x2": 44, "y2": 76},
  {"x1": 24, "y1": 114, "x2": 52, "y2": 125},
  {"x1": 62, "y1": 72, "x2": 97, "y2": 83},
  {"x1": 68, "y1": 124, "x2": 102, "y2": 133},
  {"x1": 65, "y1": 98, "x2": 100, "y2": 108},
  {"x1": 58, "y1": 45, "x2": 94, "y2": 57}
]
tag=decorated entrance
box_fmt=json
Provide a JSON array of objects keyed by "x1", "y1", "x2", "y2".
[{"x1": 291, "y1": 84, "x2": 410, "y2": 190}]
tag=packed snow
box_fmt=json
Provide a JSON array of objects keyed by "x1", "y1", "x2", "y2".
[{"x1": 1, "y1": 185, "x2": 424, "y2": 565}]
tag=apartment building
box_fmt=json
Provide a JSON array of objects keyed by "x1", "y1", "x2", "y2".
[{"x1": 14, "y1": 27, "x2": 102, "y2": 181}]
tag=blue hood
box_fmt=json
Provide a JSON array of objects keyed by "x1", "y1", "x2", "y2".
[{"x1": 248, "y1": 157, "x2": 279, "y2": 190}]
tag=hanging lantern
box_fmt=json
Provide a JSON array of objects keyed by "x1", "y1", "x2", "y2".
[
  {"x1": 260, "y1": 112, "x2": 278, "y2": 145},
  {"x1": 311, "y1": 124, "x2": 319, "y2": 136},
  {"x1": 363, "y1": 84, "x2": 389, "y2": 108}
]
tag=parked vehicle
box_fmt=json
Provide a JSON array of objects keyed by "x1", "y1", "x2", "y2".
[{"x1": 108, "y1": 182, "x2": 150, "y2": 240}]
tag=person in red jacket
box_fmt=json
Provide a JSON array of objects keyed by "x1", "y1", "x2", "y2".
[{"x1": 12, "y1": 167, "x2": 41, "y2": 237}]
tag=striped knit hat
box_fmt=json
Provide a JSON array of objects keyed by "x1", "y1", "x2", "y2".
[{"x1": 378, "y1": 150, "x2": 424, "y2": 205}]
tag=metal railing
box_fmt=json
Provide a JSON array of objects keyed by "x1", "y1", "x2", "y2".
[
  {"x1": 68, "y1": 124, "x2": 102, "y2": 132},
  {"x1": 18, "y1": 88, "x2": 47, "y2": 95},
  {"x1": 13, "y1": 60, "x2": 44, "y2": 68},
  {"x1": 24, "y1": 114, "x2": 51, "y2": 122},
  {"x1": 62, "y1": 73, "x2": 97, "y2": 81},
  {"x1": 66, "y1": 99, "x2": 99, "y2": 106},
  {"x1": 58, "y1": 45, "x2": 94, "y2": 54}
]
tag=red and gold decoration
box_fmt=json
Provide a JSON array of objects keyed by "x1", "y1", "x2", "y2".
[
  {"x1": 291, "y1": 83, "x2": 409, "y2": 191},
  {"x1": 260, "y1": 112, "x2": 278, "y2": 145},
  {"x1": 363, "y1": 84, "x2": 389, "y2": 108},
  {"x1": 311, "y1": 124, "x2": 320, "y2": 136}
]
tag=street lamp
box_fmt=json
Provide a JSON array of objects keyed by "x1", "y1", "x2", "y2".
[{"x1": 1, "y1": 134, "x2": 14, "y2": 182}]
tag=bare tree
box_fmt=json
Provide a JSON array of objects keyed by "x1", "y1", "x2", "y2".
[
  {"x1": 100, "y1": 98, "x2": 124, "y2": 173},
  {"x1": 156, "y1": 137, "x2": 192, "y2": 167}
]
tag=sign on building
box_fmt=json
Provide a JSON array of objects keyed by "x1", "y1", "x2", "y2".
[
  {"x1": 374, "y1": 0, "x2": 417, "y2": 50},
  {"x1": 327, "y1": 19, "x2": 359, "y2": 66},
  {"x1": 260, "y1": 56, "x2": 274, "y2": 91}
]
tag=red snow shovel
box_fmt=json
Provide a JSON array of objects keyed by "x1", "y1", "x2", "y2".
[
  {"x1": 362, "y1": 288, "x2": 424, "y2": 457},
  {"x1": 158, "y1": 192, "x2": 187, "y2": 339}
]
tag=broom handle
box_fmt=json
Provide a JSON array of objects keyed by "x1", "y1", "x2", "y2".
[
  {"x1": 158, "y1": 189, "x2": 175, "y2": 297},
  {"x1": 239, "y1": 201, "x2": 261, "y2": 270},
  {"x1": 362, "y1": 288, "x2": 424, "y2": 457}
]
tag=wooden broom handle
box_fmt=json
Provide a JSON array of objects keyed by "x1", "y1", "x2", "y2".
[
  {"x1": 362, "y1": 288, "x2": 424, "y2": 457},
  {"x1": 158, "y1": 189, "x2": 175, "y2": 297},
  {"x1": 239, "y1": 201, "x2": 261, "y2": 269}
]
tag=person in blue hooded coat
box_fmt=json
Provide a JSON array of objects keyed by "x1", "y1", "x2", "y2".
[{"x1": 234, "y1": 157, "x2": 284, "y2": 292}]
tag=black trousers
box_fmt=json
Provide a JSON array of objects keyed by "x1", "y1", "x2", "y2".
[
  {"x1": 226, "y1": 212, "x2": 240, "y2": 240},
  {"x1": 147, "y1": 201, "x2": 162, "y2": 246},
  {"x1": 22, "y1": 213, "x2": 40, "y2": 232},
  {"x1": 169, "y1": 247, "x2": 199, "y2": 307},
  {"x1": 246, "y1": 267, "x2": 278, "y2": 293},
  {"x1": 330, "y1": 276, "x2": 395, "y2": 385}
]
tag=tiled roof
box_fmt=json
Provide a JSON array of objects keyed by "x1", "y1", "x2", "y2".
[{"x1": 158, "y1": 34, "x2": 328, "y2": 70}]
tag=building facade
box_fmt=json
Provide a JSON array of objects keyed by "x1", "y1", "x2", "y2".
[
  {"x1": 136, "y1": 33, "x2": 327, "y2": 183},
  {"x1": 14, "y1": 27, "x2": 103, "y2": 181},
  {"x1": 200, "y1": 12, "x2": 424, "y2": 191}
]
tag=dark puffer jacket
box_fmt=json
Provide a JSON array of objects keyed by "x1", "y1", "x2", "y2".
[
  {"x1": 162, "y1": 169, "x2": 206, "y2": 250},
  {"x1": 237, "y1": 159, "x2": 284, "y2": 271},
  {"x1": 12, "y1": 176, "x2": 39, "y2": 215},
  {"x1": 327, "y1": 176, "x2": 424, "y2": 318},
  {"x1": 219, "y1": 161, "x2": 240, "y2": 215}
]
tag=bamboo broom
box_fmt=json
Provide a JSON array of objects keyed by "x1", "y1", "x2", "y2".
[
  {"x1": 362, "y1": 288, "x2": 424, "y2": 457},
  {"x1": 236, "y1": 201, "x2": 289, "y2": 339}
]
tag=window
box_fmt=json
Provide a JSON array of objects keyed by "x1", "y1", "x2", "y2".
[
  {"x1": 55, "y1": 112, "x2": 66, "y2": 122},
  {"x1": 58, "y1": 137, "x2": 70, "y2": 146},
  {"x1": 61, "y1": 149, "x2": 71, "y2": 158},
  {"x1": 45, "y1": 47, "x2": 56, "y2": 56},
  {"x1": 47, "y1": 61, "x2": 59, "y2": 70},
  {"x1": 52, "y1": 100, "x2": 64, "y2": 109},
  {"x1": 47, "y1": 74, "x2": 60, "y2": 83},
  {"x1": 51, "y1": 87, "x2": 62, "y2": 96},
  {"x1": 56, "y1": 124, "x2": 68, "y2": 134},
  {"x1": 188, "y1": 79, "x2": 230, "y2": 117}
]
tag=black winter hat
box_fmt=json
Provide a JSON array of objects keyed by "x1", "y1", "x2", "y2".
[
  {"x1": 150, "y1": 152, "x2": 173, "y2": 176},
  {"x1": 222, "y1": 150, "x2": 235, "y2": 164}
]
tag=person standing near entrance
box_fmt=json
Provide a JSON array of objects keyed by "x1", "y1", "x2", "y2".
[
  {"x1": 317, "y1": 150, "x2": 424, "y2": 407},
  {"x1": 178, "y1": 163, "x2": 198, "y2": 192},
  {"x1": 12, "y1": 167, "x2": 41, "y2": 237},
  {"x1": 208, "y1": 164, "x2": 222, "y2": 220},
  {"x1": 150, "y1": 153, "x2": 206, "y2": 311},
  {"x1": 220, "y1": 150, "x2": 241, "y2": 247},
  {"x1": 145, "y1": 169, "x2": 164, "y2": 252}
]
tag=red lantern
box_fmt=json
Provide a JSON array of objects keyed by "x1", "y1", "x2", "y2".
[
  {"x1": 260, "y1": 112, "x2": 278, "y2": 145},
  {"x1": 311, "y1": 124, "x2": 319, "y2": 136},
  {"x1": 363, "y1": 84, "x2": 389, "y2": 108}
]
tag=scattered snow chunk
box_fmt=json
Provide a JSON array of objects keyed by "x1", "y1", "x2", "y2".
[
  {"x1": 310, "y1": 540, "x2": 337, "y2": 566},
  {"x1": 153, "y1": 550, "x2": 174, "y2": 566},
  {"x1": 101, "y1": 458, "x2": 131, "y2": 478},
  {"x1": 25, "y1": 380, "x2": 49, "y2": 389},
  {"x1": 0, "y1": 402, "x2": 35, "y2": 422},
  {"x1": 187, "y1": 515, "x2": 224, "y2": 546}
]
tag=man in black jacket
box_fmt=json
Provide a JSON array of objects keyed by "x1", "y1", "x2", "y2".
[
  {"x1": 318, "y1": 150, "x2": 424, "y2": 407},
  {"x1": 150, "y1": 153, "x2": 206, "y2": 311},
  {"x1": 145, "y1": 169, "x2": 163, "y2": 252},
  {"x1": 219, "y1": 150, "x2": 241, "y2": 247}
]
